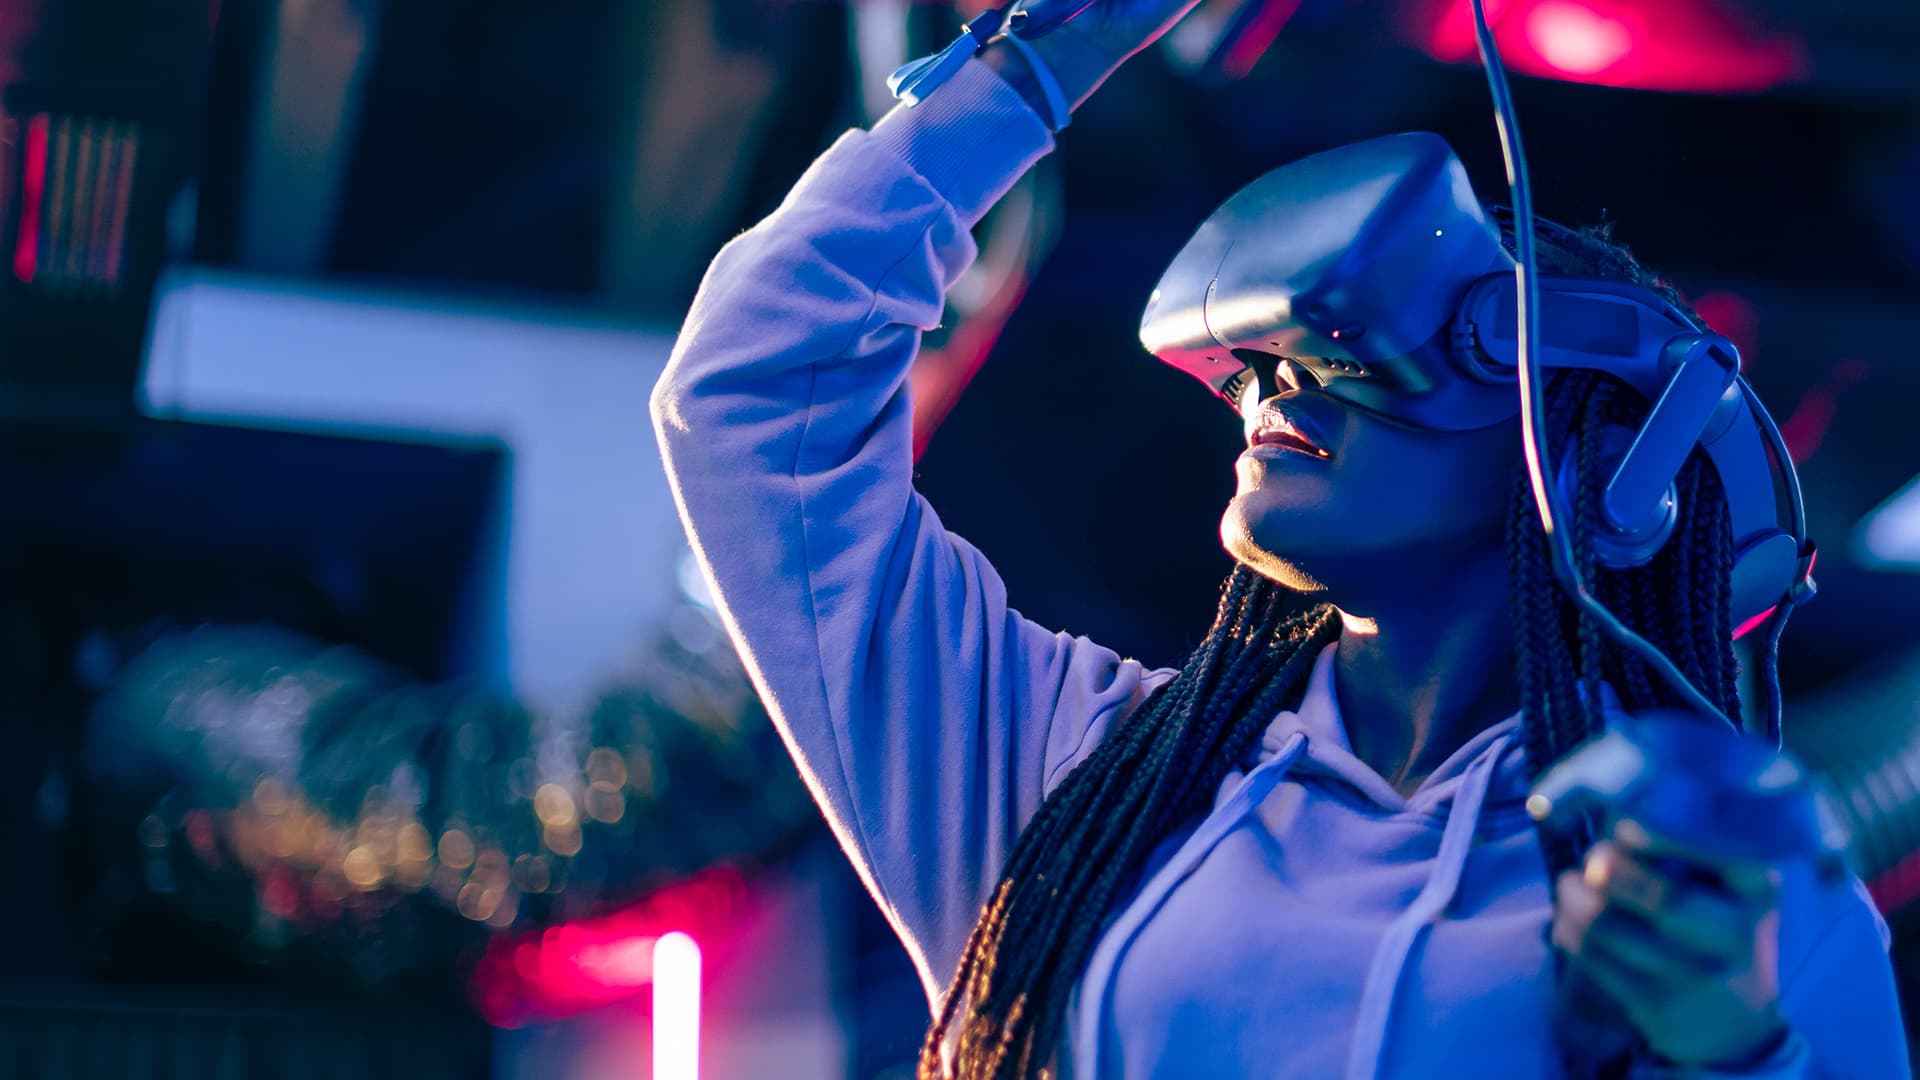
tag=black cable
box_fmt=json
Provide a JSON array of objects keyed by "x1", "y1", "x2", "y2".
[
  {"x1": 1468, "y1": 0, "x2": 1730, "y2": 728},
  {"x1": 1739, "y1": 378, "x2": 1808, "y2": 744}
]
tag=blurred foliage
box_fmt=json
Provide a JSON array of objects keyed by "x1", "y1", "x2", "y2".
[{"x1": 70, "y1": 587, "x2": 816, "y2": 1000}]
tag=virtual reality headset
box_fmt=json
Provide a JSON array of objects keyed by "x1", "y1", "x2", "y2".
[{"x1": 1139, "y1": 132, "x2": 1808, "y2": 632}]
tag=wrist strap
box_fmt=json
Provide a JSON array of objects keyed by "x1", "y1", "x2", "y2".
[
  {"x1": 887, "y1": 7, "x2": 1010, "y2": 107},
  {"x1": 886, "y1": 4, "x2": 1072, "y2": 133}
]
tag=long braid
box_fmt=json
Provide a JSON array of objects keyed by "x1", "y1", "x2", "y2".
[
  {"x1": 1511, "y1": 366, "x2": 1744, "y2": 882},
  {"x1": 970, "y1": 574, "x2": 1259, "y2": 1014},
  {"x1": 1495, "y1": 213, "x2": 1748, "y2": 882},
  {"x1": 1509, "y1": 452, "x2": 1562, "y2": 837},
  {"x1": 1685, "y1": 467, "x2": 1743, "y2": 730},
  {"x1": 1015, "y1": 600, "x2": 1331, "y2": 1064},
  {"x1": 1565, "y1": 370, "x2": 1610, "y2": 752},
  {"x1": 922, "y1": 570, "x2": 1337, "y2": 1078}
]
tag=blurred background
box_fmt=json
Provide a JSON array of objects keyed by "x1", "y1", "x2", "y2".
[{"x1": 0, "y1": 0, "x2": 1916, "y2": 1076}]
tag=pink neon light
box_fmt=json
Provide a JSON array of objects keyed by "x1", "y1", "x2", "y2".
[
  {"x1": 653, "y1": 933, "x2": 701, "y2": 1080},
  {"x1": 577, "y1": 936, "x2": 657, "y2": 988},
  {"x1": 1525, "y1": 1, "x2": 1631, "y2": 76},
  {"x1": 1419, "y1": 0, "x2": 1806, "y2": 94},
  {"x1": 1691, "y1": 290, "x2": 1759, "y2": 371},
  {"x1": 470, "y1": 866, "x2": 743, "y2": 1027},
  {"x1": 1425, "y1": 0, "x2": 1519, "y2": 62},
  {"x1": 14, "y1": 113, "x2": 48, "y2": 282}
]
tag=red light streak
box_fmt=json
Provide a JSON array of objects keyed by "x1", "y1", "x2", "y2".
[
  {"x1": 106, "y1": 130, "x2": 139, "y2": 286},
  {"x1": 13, "y1": 113, "x2": 47, "y2": 283},
  {"x1": 1732, "y1": 604, "x2": 1776, "y2": 641},
  {"x1": 1868, "y1": 847, "x2": 1920, "y2": 916},
  {"x1": 1219, "y1": 0, "x2": 1306, "y2": 80},
  {"x1": 1777, "y1": 357, "x2": 1869, "y2": 466}
]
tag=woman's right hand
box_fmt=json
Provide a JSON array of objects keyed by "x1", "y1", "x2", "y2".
[{"x1": 1000, "y1": 0, "x2": 1211, "y2": 112}]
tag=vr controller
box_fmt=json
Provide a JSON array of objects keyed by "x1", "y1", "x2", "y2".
[
  {"x1": 1526, "y1": 711, "x2": 1846, "y2": 1066},
  {"x1": 1138, "y1": 132, "x2": 1810, "y2": 635},
  {"x1": 1527, "y1": 711, "x2": 1845, "y2": 873}
]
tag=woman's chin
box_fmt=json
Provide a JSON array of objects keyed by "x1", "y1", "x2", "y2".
[{"x1": 1219, "y1": 503, "x2": 1334, "y2": 594}]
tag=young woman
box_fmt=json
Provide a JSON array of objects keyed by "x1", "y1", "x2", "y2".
[{"x1": 650, "y1": 1, "x2": 1906, "y2": 1075}]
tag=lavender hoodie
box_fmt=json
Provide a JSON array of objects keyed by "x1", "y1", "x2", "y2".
[{"x1": 649, "y1": 56, "x2": 1907, "y2": 1078}]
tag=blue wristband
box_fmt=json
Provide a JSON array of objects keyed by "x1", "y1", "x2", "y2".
[{"x1": 1000, "y1": 32, "x2": 1073, "y2": 131}]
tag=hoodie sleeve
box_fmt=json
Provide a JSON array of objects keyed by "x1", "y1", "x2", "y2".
[
  {"x1": 1628, "y1": 872, "x2": 1909, "y2": 1079},
  {"x1": 648, "y1": 57, "x2": 1161, "y2": 1004}
]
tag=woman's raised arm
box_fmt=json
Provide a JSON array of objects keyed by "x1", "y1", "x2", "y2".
[{"x1": 649, "y1": 58, "x2": 1163, "y2": 1001}]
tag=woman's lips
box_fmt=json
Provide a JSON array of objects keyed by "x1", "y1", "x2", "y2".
[{"x1": 1246, "y1": 407, "x2": 1332, "y2": 459}]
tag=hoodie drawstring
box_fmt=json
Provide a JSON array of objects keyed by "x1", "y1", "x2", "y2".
[
  {"x1": 1343, "y1": 744, "x2": 1504, "y2": 1080},
  {"x1": 1068, "y1": 732, "x2": 1312, "y2": 1078}
]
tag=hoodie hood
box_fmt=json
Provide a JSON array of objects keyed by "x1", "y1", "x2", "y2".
[
  {"x1": 1256, "y1": 642, "x2": 1536, "y2": 821},
  {"x1": 1261, "y1": 644, "x2": 1536, "y2": 1079},
  {"x1": 1075, "y1": 641, "x2": 1550, "y2": 1079}
]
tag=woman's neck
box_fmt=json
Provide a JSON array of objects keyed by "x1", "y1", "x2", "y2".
[{"x1": 1330, "y1": 556, "x2": 1518, "y2": 797}]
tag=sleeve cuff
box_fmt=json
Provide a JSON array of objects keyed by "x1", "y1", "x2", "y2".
[
  {"x1": 1629, "y1": 1032, "x2": 1810, "y2": 1079},
  {"x1": 868, "y1": 56, "x2": 1056, "y2": 228}
]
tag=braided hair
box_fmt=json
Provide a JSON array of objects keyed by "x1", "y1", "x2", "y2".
[{"x1": 918, "y1": 219, "x2": 1743, "y2": 1078}]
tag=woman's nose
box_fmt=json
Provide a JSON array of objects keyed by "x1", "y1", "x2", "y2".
[
  {"x1": 1273, "y1": 358, "x2": 1316, "y2": 395},
  {"x1": 1251, "y1": 357, "x2": 1312, "y2": 405}
]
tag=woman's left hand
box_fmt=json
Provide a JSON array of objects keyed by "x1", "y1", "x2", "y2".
[{"x1": 1552, "y1": 817, "x2": 1791, "y2": 1069}]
